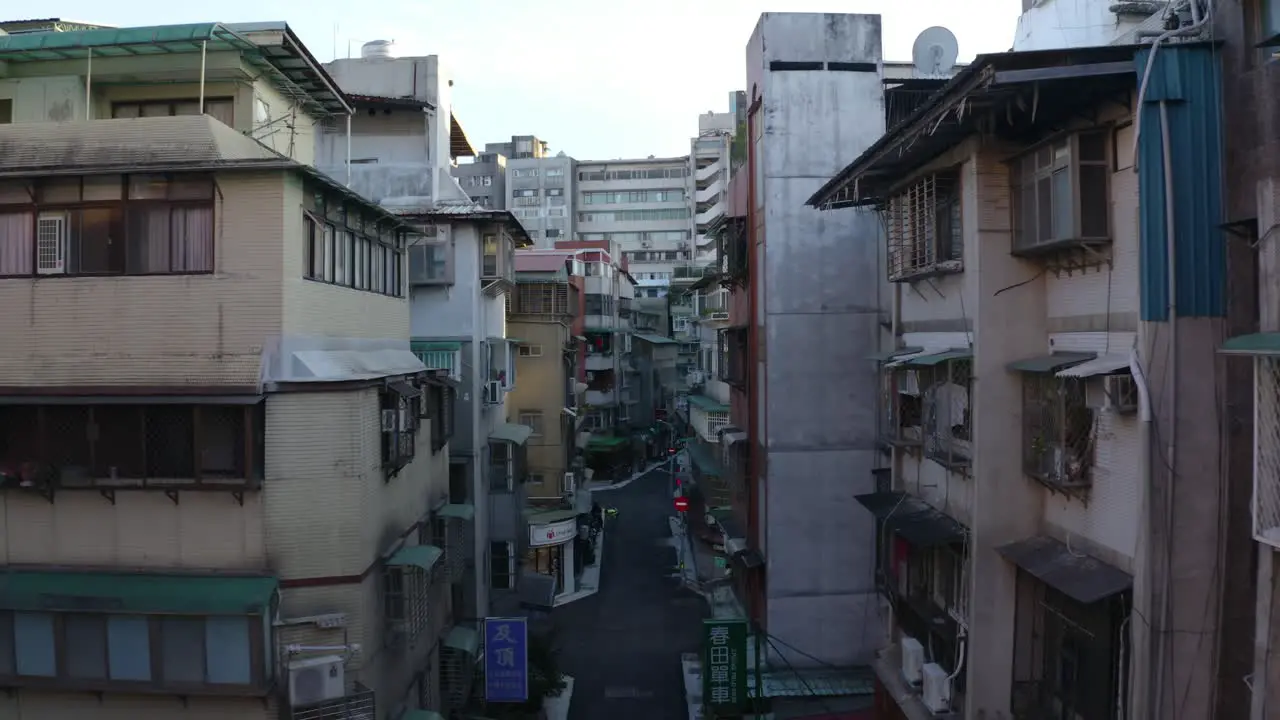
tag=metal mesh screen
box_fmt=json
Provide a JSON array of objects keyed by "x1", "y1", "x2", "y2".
[
  {"x1": 1022, "y1": 374, "x2": 1096, "y2": 490},
  {"x1": 923, "y1": 358, "x2": 973, "y2": 470},
  {"x1": 1255, "y1": 357, "x2": 1280, "y2": 546}
]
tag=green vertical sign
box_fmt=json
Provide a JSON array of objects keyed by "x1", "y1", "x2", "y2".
[{"x1": 702, "y1": 618, "x2": 749, "y2": 715}]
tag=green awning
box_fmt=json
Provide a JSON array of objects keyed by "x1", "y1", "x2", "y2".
[
  {"x1": 412, "y1": 340, "x2": 462, "y2": 352},
  {"x1": 0, "y1": 570, "x2": 277, "y2": 615},
  {"x1": 587, "y1": 435, "x2": 630, "y2": 450},
  {"x1": 443, "y1": 625, "x2": 480, "y2": 655},
  {"x1": 387, "y1": 545, "x2": 443, "y2": 572},
  {"x1": 507, "y1": 338, "x2": 523, "y2": 344},
  {"x1": 687, "y1": 394, "x2": 730, "y2": 413},
  {"x1": 902, "y1": 349, "x2": 972, "y2": 367},
  {"x1": 868, "y1": 346, "x2": 923, "y2": 362},
  {"x1": 490, "y1": 422, "x2": 533, "y2": 446},
  {"x1": 1006, "y1": 352, "x2": 1095, "y2": 374},
  {"x1": 437, "y1": 503, "x2": 476, "y2": 521},
  {"x1": 635, "y1": 333, "x2": 678, "y2": 345},
  {"x1": 525, "y1": 508, "x2": 579, "y2": 525},
  {"x1": 687, "y1": 441, "x2": 723, "y2": 476},
  {"x1": 402, "y1": 711, "x2": 446, "y2": 720},
  {"x1": 1220, "y1": 332, "x2": 1280, "y2": 356}
]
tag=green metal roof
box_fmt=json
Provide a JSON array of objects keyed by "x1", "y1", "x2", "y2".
[
  {"x1": 444, "y1": 625, "x2": 480, "y2": 655},
  {"x1": 0, "y1": 570, "x2": 277, "y2": 615},
  {"x1": 869, "y1": 346, "x2": 923, "y2": 362},
  {"x1": 1006, "y1": 352, "x2": 1095, "y2": 374},
  {"x1": 687, "y1": 394, "x2": 730, "y2": 413},
  {"x1": 387, "y1": 544, "x2": 443, "y2": 572},
  {"x1": 437, "y1": 503, "x2": 476, "y2": 521},
  {"x1": 524, "y1": 508, "x2": 579, "y2": 524},
  {"x1": 634, "y1": 333, "x2": 678, "y2": 345},
  {"x1": 902, "y1": 348, "x2": 972, "y2": 367},
  {"x1": 587, "y1": 434, "x2": 630, "y2": 450},
  {"x1": 0, "y1": 23, "x2": 350, "y2": 115},
  {"x1": 1220, "y1": 332, "x2": 1280, "y2": 356},
  {"x1": 412, "y1": 340, "x2": 463, "y2": 352}
]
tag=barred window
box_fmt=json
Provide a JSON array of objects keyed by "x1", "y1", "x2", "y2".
[{"x1": 885, "y1": 170, "x2": 962, "y2": 282}]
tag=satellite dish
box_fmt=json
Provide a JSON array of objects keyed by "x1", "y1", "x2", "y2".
[{"x1": 911, "y1": 26, "x2": 960, "y2": 78}]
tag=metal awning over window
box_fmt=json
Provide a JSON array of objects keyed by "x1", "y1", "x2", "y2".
[
  {"x1": 437, "y1": 503, "x2": 475, "y2": 521},
  {"x1": 899, "y1": 348, "x2": 971, "y2": 367},
  {"x1": 1006, "y1": 351, "x2": 1096, "y2": 374},
  {"x1": 387, "y1": 545, "x2": 443, "y2": 572},
  {"x1": 868, "y1": 346, "x2": 923, "y2": 362},
  {"x1": 490, "y1": 423, "x2": 533, "y2": 446},
  {"x1": 0, "y1": 570, "x2": 277, "y2": 614},
  {"x1": 1056, "y1": 352, "x2": 1132, "y2": 378},
  {"x1": 1220, "y1": 332, "x2": 1280, "y2": 356},
  {"x1": 388, "y1": 380, "x2": 422, "y2": 399},
  {"x1": 853, "y1": 492, "x2": 966, "y2": 546},
  {"x1": 996, "y1": 535, "x2": 1132, "y2": 604},
  {"x1": 443, "y1": 625, "x2": 480, "y2": 655},
  {"x1": 519, "y1": 572, "x2": 558, "y2": 611}
]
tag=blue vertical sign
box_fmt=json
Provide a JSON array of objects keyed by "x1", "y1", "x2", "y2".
[{"x1": 484, "y1": 617, "x2": 529, "y2": 703}]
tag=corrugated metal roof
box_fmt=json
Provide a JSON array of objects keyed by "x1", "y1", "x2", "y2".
[
  {"x1": 515, "y1": 252, "x2": 570, "y2": 273},
  {"x1": 1220, "y1": 332, "x2": 1280, "y2": 356},
  {"x1": 0, "y1": 115, "x2": 287, "y2": 174},
  {"x1": 1006, "y1": 352, "x2": 1096, "y2": 374},
  {"x1": 996, "y1": 535, "x2": 1132, "y2": 604},
  {"x1": 634, "y1": 333, "x2": 678, "y2": 345},
  {"x1": 1056, "y1": 352, "x2": 1132, "y2": 377}
]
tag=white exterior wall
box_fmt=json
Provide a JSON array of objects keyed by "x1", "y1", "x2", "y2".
[{"x1": 1012, "y1": 0, "x2": 1149, "y2": 51}]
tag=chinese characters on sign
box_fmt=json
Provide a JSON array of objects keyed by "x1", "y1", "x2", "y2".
[
  {"x1": 484, "y1": 617, "x2": 529, "y2": 703},
  {"x1": 702, "y1": 618, "x2": 748, "y2": 715}
]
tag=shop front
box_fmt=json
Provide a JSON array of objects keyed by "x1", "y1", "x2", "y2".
[{"x1": 525, "y1": 512, "x2": 579, "y2": 603}]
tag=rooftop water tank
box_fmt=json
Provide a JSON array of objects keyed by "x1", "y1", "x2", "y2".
[{"x1": 361, "y1": 40, "x2": 394, "y2": 61}]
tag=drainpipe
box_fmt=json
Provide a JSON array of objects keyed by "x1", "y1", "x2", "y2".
[
  {"x1": 345, "y1": 112, "x2": 353, "y2": 187},
  {"x1": 197, "y1": 40, "x2": 207, "y2": 114},
  {"x1": 84, "y1": 49, "x2": 92, "y2": 120}
]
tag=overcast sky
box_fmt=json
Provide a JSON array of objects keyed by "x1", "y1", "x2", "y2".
[{"x1": 36, "y1": 0, "x2": 1020, "y2": 159}]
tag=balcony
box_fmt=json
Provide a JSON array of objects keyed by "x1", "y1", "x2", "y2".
[
  {"x1": 695, "y1": 201, "x2": 725, "y2": 227},
  {"x1": 672, "y1": 265, "x2": 712, "y2": 282},
  {"x1": 586, "y1": 353, "x2": 614, "y2": 371},
  {"x1": 0, "y1": 402, "x2": 265, "y2": 503},
  {"x1": 586, "y1": 389, "x2": 617, "y2": 407},
  {"x1": 289, "y1": 683, "x2": 375, "y2": 720}
]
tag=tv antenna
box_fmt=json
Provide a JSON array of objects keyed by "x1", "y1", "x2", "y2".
[{"x1": 911, "y1": 26, "x2": 959, "y2": 79}]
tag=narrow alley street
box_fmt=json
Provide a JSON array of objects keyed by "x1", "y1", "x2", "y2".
[{"x1": 553, "y1": 464, "x2": 707, "y2": 720}]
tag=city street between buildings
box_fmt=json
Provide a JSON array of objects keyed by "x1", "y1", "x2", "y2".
[{"x1": 554, "y1": 464, "x2": 706, "y2": 720}]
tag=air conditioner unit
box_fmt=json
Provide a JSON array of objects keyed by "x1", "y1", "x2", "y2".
[
  {"x1": 921, "y1": 662, "x2": 952, "y2": 713},
  {"x1": 1103, "y1": 374, "x2": 1138, "y2": 414},
  {"x1": 900, "y1": 636, "x2": 925, "y2": 685},
  {"x1": 288, "y1": 654, "x2": 346, "y2": 707},
  {"x1": 484, "y1": 380, "x2": 503, "y2": 405},
  {"x1": 563, "y1": 472, "x2": 576, "y2": 493},
  {"x1": 381, "y1": 409, "x2": 398, "y2": 432}
]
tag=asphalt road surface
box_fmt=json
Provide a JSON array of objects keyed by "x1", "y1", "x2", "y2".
[{"x1": 554, "y1": 464, "x2": 706, "y2": 720}]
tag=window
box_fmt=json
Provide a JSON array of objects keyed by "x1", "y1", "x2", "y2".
[
  {"x1": 513, "y1": 283, "x2": 570, "y2": 315},
  {"x1": 547, "y1": 187, "x2": 563, "y2": 197},
  {"x1": 489, "y1": 541, "x2": 516, "y2": 590},
  {"x1": 302, "y1": 184, "x2": 403, "y2": 297},
  {"x1": 0, "y1": 175, "x2": 215, "y2": 277},
  {"x1": 884, "y1": 170, "x2": 961, "y2": 282},
  {"x1": 112, "y1": 98, "x2": 235, "y2": 128},
  {"x1": 0, "y1": 99, "x2": 11, "y2": 124},
  {"x1": 518, "y1": 344, "x2": 544, "y2": 358},
  {"x1": 0, "y1": 403, "x2": 263, "y2": 487},
  {"x1": 420, "y1": 380, "x2": 454, "y2": 453},
  {"x1": 381, "y1": 384, "x2": 420, "y2": 477},
  {"x1": 546, "y1": 168, "x2": 564, "y2": 177},
  {"x1": 718, "y1": 328, "x2": 748, "y2": 388},
  {"x1": 408, "y1": 236, "x2": 454, "y2": 285},
  {"x1": 0, "y1": 610, "x2": 266, "y2": 691},
  {"x1": 511, "y1": 168, "x2": 539, "y2": 178},
  {"x1": 482, "y1": 234, "x2": 500, "y2": 277},
  {"x1": 1021, "y1": 374, "x2": 1094, "y2": 489},
  {"x1": 577, "y1": 208, "x2": 692, "y2": 223},
  {"x1": 384, "y1": 552, "x2": 432, "y2": 641},
  {"x1": 581, "y1": 189, "x2": 687, "y2": 205},
  {"x1": 1011, "y1": 131, "x2": 1110, "y2": 254},
  {"x1": 489, "y1": 441, "x2": 513, "y2": 492},
  {"x1": 917, "y1": 355, "x2": 972, "y2": 470},
  {"x1": 519, "y1": 411, "x2": 544, "y2": 437}
]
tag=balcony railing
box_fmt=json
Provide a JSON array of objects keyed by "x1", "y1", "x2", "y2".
[
  {"x1": 289, "y1": 683, "x2": 375, "y2": 720},
  {"x1": 672, "y1": 265, "x2": 712, "y2": 280}
]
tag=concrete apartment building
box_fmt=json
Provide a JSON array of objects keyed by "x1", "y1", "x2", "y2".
[
  {"x1": 502, "y1": 138, "x2": 576, "y2": 249},
  {"x1": 810, "y1": 4, "x2": 1235, "y2": 718},
  {"x1": 318, "y1": 45, "x2": 537, "y2": 632},
  {"x1": 0, "y1": 22, "x2": 462, "y2": 720},
  {"x1": 505, "y1": 250, "x2": 586, "y2": 501},
  {"x1": 451, "y1": 151, "x2": 505, "y2": 210},
  {"x1": 576, "y1": 156, "x2": 692, "y2": 298}
]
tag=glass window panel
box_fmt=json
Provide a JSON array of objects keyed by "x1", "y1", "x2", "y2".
[
  {"x1": 37, "y1": 178, "x2": 80, "y2": 204},
  {"x1": 1051, "y1": 169, "x2": 1072, "y2": 240},
  {"x1": 13, "y1": 612, "x2": 55, "y2": 677},
  {"x1": 205, "y1": 617, "x2": 251, "y2": 684},
  {"x1": 173, "y1": 101, "x2": 201, "y2": 116},
  {"x1": 206, "y1": 99, "x2": 235, "y2": 127},
  {"x1": 1078, "y1": 131, "x2": 1107, "y2": 163},
  {"x1": 112, "y1": 103, "x2": 141, "y2": 119},
  {"x1": 1079, "y1": 164, "x2": 1109, "y2": 238},
  {"x1": 73, "y1": 206, "x2": 126, "y2": 274},
  {"x1": 169, "y1": 175, "x2": 214, "y2": 200},
  {"x1": 1036, "y1": 176, "x2": 1053, "y2": 242},
  {"x1": 128, "y1": 175, "x2": 169, "y2": 200},
  {"x1": 65, "y1": 614, "x2": 107, "y2": 679},
  {"x1": 323, "y1": 225, "x2": 335, "y2": 282},
  {"x1": 0, "y1": 612, "x2": 13, "y2": 675},
  {"x1": 140, "y1": 102, "x2": 173, "y2": 117},
  {"x1": 107, "y1": 615, "x2": 152, "y2": 681},
  {"x1": 161, "y1": 617, "x2": 205, "y2": 683}
]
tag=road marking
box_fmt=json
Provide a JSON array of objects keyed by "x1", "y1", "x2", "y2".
[{"x1": 604, "y1": 686, "x2": 654, "y2": 699}]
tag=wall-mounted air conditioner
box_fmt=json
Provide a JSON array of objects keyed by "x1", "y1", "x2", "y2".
[
  {"x1": 921, "y1": 662, "x2": 952, "y2": 713},
  {"x1": 1102, "y1": 374, "x2": 1138, "y2": 414},
  {"x1": 288, "y1": 655, "x2": 346, "y2": 707},
  {"x1": 483, "y1": 380, "x2": 503, "y2": 405},
  {"x1": 563, "y1": 472, "x2": 576, "y2": 493},
  {"x1": 900, "y1": 636, "x2": 924, "y2": 685}
]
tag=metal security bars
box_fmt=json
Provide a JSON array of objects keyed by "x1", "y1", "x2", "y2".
[
  {"x1": 921, "y1": 355, "x2": 973, "y2": 470},
  {"x1": 1022, "y1": 374, "x2": 1095, "y2": 491},
  {"x1": 884, "y1": 171, "x2": 962, "y2": 282},
  {"x1": 880, "y1": 366, "x2": 924, "y2": 448}
]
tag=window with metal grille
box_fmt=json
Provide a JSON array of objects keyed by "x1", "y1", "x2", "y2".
[
  {"x1": 884, "y1": 171, "x2": 962, "y2": 282},
  {"x1": 514, "y1": 282, "x2": 569, "y2": 315},
  {"x1": 1021, "y1": 374, "x2": 1095, "y2": 490}
]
